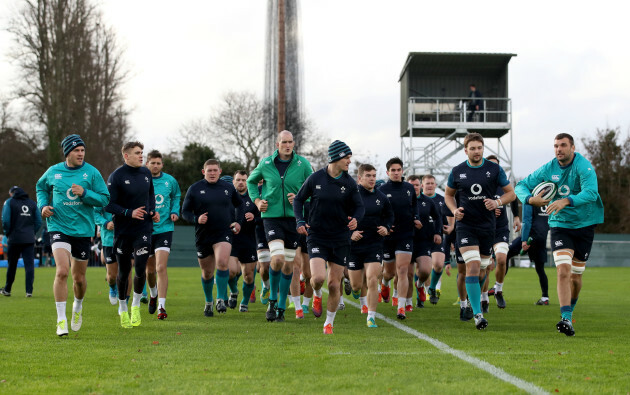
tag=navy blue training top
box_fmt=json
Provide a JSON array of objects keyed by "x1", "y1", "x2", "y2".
[
  {"x1": 424, "y1": 193, "x2": 452, "y2": 231},
  {"x1": 378, "y1": 179, "x2": 417, "y2": 239},
  {"x1": 2, "y1": 188, "x2": 42, "y2": 244},
  {"x1": 181, "y1": 178, "x2": 243, "y2": 243},
  {"x1": 447, "y1": 159, "x2": 509, "y2": 231},
  {"x1": 521, "y1": 203, "x2": 550, "y2": 242},
  {"x1": 414, "y1": 193, "x2": 441, "y2": 242},
  {"x1": 234, "y1": 192, "x2": 260, "y2": 244},
  {"x1": 293, "y1": 168, "x2": 365, "y2": 245},
  {"x1": 352, "y1": 185, "x2": 394, "y2": 250},
  {"x1": 106, "y1": 164, "x2": 155, "y2": 237}
]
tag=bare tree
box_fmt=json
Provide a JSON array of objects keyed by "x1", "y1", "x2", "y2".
[
  {"x1": 7, "y1": 0, "x2": 129, "y2": 174},
  {"x1": 177, "y1": 91, "x2": 271, "y2": 173}
]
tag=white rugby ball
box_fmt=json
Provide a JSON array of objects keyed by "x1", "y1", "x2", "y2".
[{"x1": 532, "y1": 181, "x2": 557, "y2": 201}]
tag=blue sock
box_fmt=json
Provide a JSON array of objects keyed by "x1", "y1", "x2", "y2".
[
  {"x1": 465, "y1": 276, "x2": 482, "y2": 315},
  {"x1": 241, "y1": 281, "x2": 255, "y2": 306},
  {"x1": 269, "y1": 268, "x2": 281, "y2": 302},
  {"x1": 278, "y1": 272, "x2": 292, "y2": 309},
  {"x1": 478, "y1": 273, "x2": 487, "y2": 287},
  {"x1": 561, "y1": 305, "x2": 572, "y2": 321},
  {"x1": 216, "y1": 269, "x2": 229, "y2": 301},
  {"x1": 228, "y1": 275, "x2": 238, "y2": 294},
  {"x1": 429, "y1": 269, "x2": 443, "y2": 290},
  {"x1": 142, "y1": 282, "x2": 147, "y2": 296},
  {"x1": 570, "y1": 297, "x2": 578, "y2": 312},
  {"x1": 201, "y1": 277, "x2": 214, "y2": 303},
  {"x1": 109, "y1": 283, "x2": 117, "y2": 291}
]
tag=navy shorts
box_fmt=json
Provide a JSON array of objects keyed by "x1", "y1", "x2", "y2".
[
  {"x1": 550, "y1": 225, "x2": 596, "y2": 262},
  {"x1": 102, "y1": 246, "x2": 117, "y2": 264},
  {"x1": 412, "y1": 239, "x2": 433, "y2": 260},
  {"x1": 383, "y1": 237, "x2": 413, "y2": 262},
  {"x1": 431, "y1": 236, "x2": 445, "y2": 254},
  {"x1": 348, "y1": 245, "x2": 383, "y2": 271},
  {"x1": 297, "y1": 234, "x2": 307, "y2": 252},
  {"x1": 527, "y1": 238, "x2": 548, "y2": 265},
  {"x1": 307, "y1": 239, "x2": 350, "y2": 267},
  {"x1": 263, "y1": 218, "x2": 299, "y2": 249},
  {"x1": 151, "y1": 231, "x2": 173, "y2": 255},
  {"x1": 49, "y1": 231, "x2": 91, "y2": 261},
  {"x1": 196, "y1": 230, "x2": 233, "y2": 260},
  {"x1": 494, "y1": 226, "x2": 510, "y2": 246},
  {"x1": 255, "y1": 223, "x2": 269, "y2": 250},
  {"x1": 114, "y1": 231, "x2": 152, "y2": 261},
  {"x1": 456, "y1": 225, "x2": 494, "y2": 257},
  {"x1": 231, "y1": 235, "x2": 257, "y2": 264}
]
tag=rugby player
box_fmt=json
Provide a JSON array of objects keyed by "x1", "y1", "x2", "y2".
[
  {"x1": 515, "y1": 133, "x2": 604, "y2": 336},
  {"x1": 378, "y1": 158, "x2": 420, "y2": 319},
  {"x1": 231, "y1": 170, "x2": 260, "y2": 312},
  {"x1": 145, "y1": 150, "x2": 181, "y2": 319},
  {"x1": 348, "y1": 164, "x2": 393, "y2": 327},
  {"x1": 247, "y1": 131, "x2": 312, "y2": 322},
  {"x1": 36, "y1": 134, "x2": 110, "y2": 336},
  {"x1": 181, "y1": 159, "x2": 243, "y2": 317},
  {"x1": 445, "y1": 133, "x2": 515, "y2": 330},
  {"x1": 294, "y1": 140, "x2": 364, "y2": 334},
  {"x1": 106, "y1": 141, "x2": 159, "y2": 328},
  {"x1": 94, "y1": 207, "x2": 118, "y2": 305}
]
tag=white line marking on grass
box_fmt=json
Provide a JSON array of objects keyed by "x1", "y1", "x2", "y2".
[{"x1": 326, "y1": 289, "x2": 548, "y2": 395}]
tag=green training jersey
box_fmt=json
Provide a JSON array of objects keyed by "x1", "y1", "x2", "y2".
[
  {"x1": 94, "y1": 207, "x2": 114, "y2": 247},
  {"x1": 152, "y1": 172, "x2": 181, "y2": 234},
  {"x1": 36, "y1": 162, "x2": 110, "y2": 237}
]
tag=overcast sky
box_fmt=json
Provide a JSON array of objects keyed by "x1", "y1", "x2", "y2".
[{"x1": 1, "y1": 0, "x2": 629, "y2": 178}]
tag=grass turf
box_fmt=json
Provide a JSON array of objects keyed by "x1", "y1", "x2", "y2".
[{"x1": 0, "y1": 266, "x2": 628, "y2": 393}]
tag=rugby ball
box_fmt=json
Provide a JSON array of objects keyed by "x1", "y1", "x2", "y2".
[{"x1": 531, "y1": 181, "x2": 557, "y2": 201}]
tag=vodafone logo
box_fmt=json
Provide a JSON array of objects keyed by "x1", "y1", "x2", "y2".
[
  {"x1": 559, "y1": 185, "x2": 570, "y2": 196},
  {"x1": 22, "y1": 205, "x2": 29, "y2": 213},
  {"x1": 155, "y1": 194, "x2": 164, "y2": 205},
  {"x1": 470, "y1": 184, "x2": 482, "y2": 195},
  {"x1": 66, "y1": 188, "x2": 79, "y2": 200}
]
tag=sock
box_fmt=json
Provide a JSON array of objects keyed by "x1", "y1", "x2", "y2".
[
  {"x1": 368, "y1": 311, "x2": 376, "y2": 320},
  {"x1": 377, "y1": 284, "x2": 381, "y2": 292},
  {"x1": 109, "y1": 283, "x2": 117, "y2": 291},
  {"x1": 149, "y1": 286, "x2": 158, "y2": 298},
  {"x1": 158, "y1": 297, "x2": 166, "y2": 309},
  {"x1": 293, "y1": 296, "x2": 303, "y2": 311},
  {"x1": 406, "y1": 298, "x2": 413, "y2": 307},
  {"x1": 339, "y1": 295, "x2": 344, "y2": 305},
  {"x1": 300, "y1": 273, "x2": 305, "y2": 281},
  {"x1": 142, "y1": 282, "x2": 147, "y2": 296},
  {"x1": 398, "y1": 297, "x2": 405, "y2": 310},
  {"x1": 495, "y1": 282, "x2": 504, "y2": 292},
  {"x1": 73, "y1": 297, "x2": 83, "y2": 312},
  {"x1": 541, "y1": 296, "x2": 549, "y2": 302},
  {"x1": 314, "y1": 288, "x2": 322, "y2": 298},
  {"x1": 570, "y1": 297, "x2": 578, "y2": 312},
  {"x1": 324, "y1": 310, "x2": 336, "y2": 326},
  {"x1": 216, "y1": 269, "x2": 229, "y2": 301},
  {"x1": 132, "y1": 292, "x2": 142, "y2": 308},
  {"x1": 481, "y1": 292, "x2": 489, "y2": 302},
  {"x1": 393, "y1": 289, "x2": 398, "y2": 298},
  {"x1": 228, "y1": 275, "x2": 238, "y2": 294},
  {"x1": 201, "y1": 277, "x2": 214, "y2": 303},
  {"x1": 560, "y1": 305, "x2": 572, "y2": 321},
  {"x1": 56, "y1": 301, "x2": 66, "y2": 321},
  {"x1": 262, "y1": 279, "x2": 270, "y2": 289},
  {"x1": 436, "y1": 278, "x2": 442, "y2": 290},
  {"x1": 269, "y1": 268, "x2": 281, "y2": 302},
  {"x1": 302, "y1": 296, "x2": 311, "y2": 307},
  {"x1": 118, "y1": 299, "x2": 128, "y2": 314},
  {"x1": 277, "y1": 272, "x2": 292, "y2": 309},
  {"x1": 429, "y1": 268, "x2": 443, "y2": 290},
  {"x1": 241, "y1": 281, "x2": 255, "y2": 306},
  {"x1": 359, "y1": 296, "x2": 367, "y2": 307},
  {"x1": 382, "y1": 279, "x2": 390, "y2": 287},
  {"x1": 460, "y1": 299, "x2": 468, "y2": 308},
  {"x1": 465, "y1": 276, "x2": 482, "y2": 315}
]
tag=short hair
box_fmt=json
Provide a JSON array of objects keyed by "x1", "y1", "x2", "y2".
[
  {"x1": 386, "y1": 157, "x2": 404, "y2": 171},
  {"x1": 203, "y1": 159, "x2": 221, "y2": 169},
  {"x1": 421, "y1": 174, "x2": 436, "y2": 182},
  {"x1": 357, "y1": 163, "x2": 376, "y2": 177},
  {"x1": 554, "y1": 133, "x2": 574, "y2": 146},
  {"x1": 234, "y1": 170, "x2": 248, "y2": 177},
  {"x1": 147, "y1": 150, "x2": 162, "y2": 161},
  {"x1": 277, "y1": 130, "x2": 294, "y2": 143},
  {"x1": 122, "y1": 141, "x2": 144, "y2": 154},
  {"x1": 486, "y1": 155, "x2": 499, "y2": 163},
  {"x1": 407, "y1": 175, "x2": 421, "y2": 182},
  {"x1": 470, "y1": 84, "x2": 476, "y2": 88},
  {"x1": 463, "y1": 133, "x2": 484, "y2": 148}
]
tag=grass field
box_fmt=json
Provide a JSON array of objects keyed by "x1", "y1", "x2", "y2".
[{"x1": 0, "y1": 266, "x2": 628, "y2": 394}]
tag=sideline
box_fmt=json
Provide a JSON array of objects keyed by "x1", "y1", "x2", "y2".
[{"x1": 323, "y1": 289, "x2": 548, "y2": 395}]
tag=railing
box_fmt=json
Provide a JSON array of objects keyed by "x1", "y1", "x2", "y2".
[{"x1": 408, "y1": 96, "x2": 511, "y2": 125}]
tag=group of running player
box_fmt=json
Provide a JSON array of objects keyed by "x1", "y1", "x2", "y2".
[{"x1": 36, "y1": 129, "x2": 603, "y2": 337}]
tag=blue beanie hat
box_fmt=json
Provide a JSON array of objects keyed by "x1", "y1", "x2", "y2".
[
  {"x1": 328, "y1": 140, "x2": 352, "y2": 163},
  {"x1": 61, "y1": 134, "x2": 85, "y2": 157}
]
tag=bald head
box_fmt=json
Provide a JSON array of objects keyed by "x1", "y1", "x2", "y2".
[{"x1": 276, "y1": 130, "x2": 295, "y2": 160}]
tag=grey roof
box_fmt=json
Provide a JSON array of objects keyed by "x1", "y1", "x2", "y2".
[{"x1": 398, "y1": 52, "x2": 517, "y2": 81}]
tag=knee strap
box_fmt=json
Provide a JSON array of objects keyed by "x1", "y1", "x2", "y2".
[
  {"x1": 553, "y1": 250, "x2": 573, "y2": 266},
  {"x1": 257, "y1": 250, "x2": 271, "y2": 263},
  {"x1": 269, "y1": 241, "x2": 284, "y2": 257},
  {"x1": 461, "y1": 250, "x2": 481, "y2": 264}
]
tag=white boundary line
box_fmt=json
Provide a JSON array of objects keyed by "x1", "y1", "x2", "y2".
[{"x1": 324, "y1": 289, "x2": 548, "y2": 395}]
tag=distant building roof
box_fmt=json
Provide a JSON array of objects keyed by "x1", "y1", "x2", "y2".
[{"x1": 399, "y1": 52, "x2": 517, "y2": 82}]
